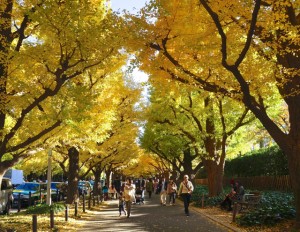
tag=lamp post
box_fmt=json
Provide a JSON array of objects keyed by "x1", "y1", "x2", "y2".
[{"x1": 46, "y1": 149, "x2": 52, "y2": 205}]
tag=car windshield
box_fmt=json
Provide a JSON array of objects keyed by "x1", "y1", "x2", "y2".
[
  {"x1": 16, "y1": 183, "x2": 39, "y2": 191},
  {"x1": 51, "y1": 183, "x2": 59, "y2": 189}
]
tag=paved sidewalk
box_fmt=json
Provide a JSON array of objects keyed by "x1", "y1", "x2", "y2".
[{"x1": 78, "y1": 194, "x2": 231, "y2": 232}]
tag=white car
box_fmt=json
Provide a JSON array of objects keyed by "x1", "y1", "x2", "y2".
[{"x1": 0, "y1": 178, "x2": 13, "y2": 214}]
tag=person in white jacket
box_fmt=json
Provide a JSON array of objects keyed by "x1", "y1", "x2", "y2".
[
  {"x1": 124, "y1": 178, "x2": 135, "y2": 218},
  {"x1": 178, "y1": 175, "x2": 194, "y2": 216}
]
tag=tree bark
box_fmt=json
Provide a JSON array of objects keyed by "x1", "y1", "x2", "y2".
[
  {"x1": 0, "y1": 0, "x2": 12, "y2": 133},
  {"x1": 92, "y1": 166, "x2": 102, "y2": 195},
  {"x1": 287, "y1": 143, "x2": 300, "y2": 229},
  {"x1": 105, "y1": 169, "x2": 111, "y2": 187},
  {"x1": 204, "y1": 160, "x2": 224, "y2": 196},
  {"x1": 181, "y1": 148, "x2": 196, "y2": 178},
  {"x1": 66, "y1": 147, "x2": 79, "y2": 204}
]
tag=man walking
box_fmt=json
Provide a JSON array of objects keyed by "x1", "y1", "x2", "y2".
[{"x1": 178, "y1": 175, "x2": 194, "y2": 216}]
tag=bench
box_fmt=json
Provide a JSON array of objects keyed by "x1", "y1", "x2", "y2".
[{"x1": 232, "y1": 192, "x2": 262, "y2": 222}]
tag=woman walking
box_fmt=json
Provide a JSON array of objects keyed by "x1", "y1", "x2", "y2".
[
  {"x1": 124, "y1": 178, "x2": 135, "y2": 218},
  {"x1": 167, "y1": 179, "x2": 177, "y2": 205}
]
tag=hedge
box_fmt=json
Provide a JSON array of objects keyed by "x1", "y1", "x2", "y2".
[{"x1": 224, "y1": 146, "x2": 289, "y2": 177}]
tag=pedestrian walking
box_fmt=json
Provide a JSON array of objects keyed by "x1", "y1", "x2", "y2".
[
  {"x1": 113, "y1": 177, "x2": 121, "y2": 198},
  {"x1": 160, "y1": 177, "x2": 168, "y2": 206},
  {"x1": 124, "y1": 178, "x2": 135, "y2": 218},
  {"x1": 108, "y1": 184, "x2": 116, "y2": 200},
  {"x1": 136, "y1": 175, "x2": 146, "y2": 190},
  {"x1": 154, "y1": 178, "x2": 159, "y2": 194},
  {"x1": 146, "y1": 178, "x2": 153, "y2": 199},
  {"x1": 178, "y1": 175, "x2": 194, "y2": 216},
  {"x1": 118, "y1": 193, "x2": 127, "y2": 216},
  {"x1": 102, "y1": 183, "x2": 109, "y2": 201},
  {"x1": 167, "y1": 178, "x2": 177, "y2": 205}
]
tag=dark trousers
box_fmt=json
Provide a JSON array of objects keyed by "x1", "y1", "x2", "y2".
[
  {"x1": 147, "y1": 191, "x2": 152, "y2": 198},
  {"x1": 181, "y1": 193, "x2": 191, "y2": 214},
  {"x1": 119, "y1": 205, "x2": 126, "y2": 214},
  {"x1": 125, "y1": 200, "x2": 132, "y2": 217},
  {"x1": 169, "y1": 192, "x2": 176, "y2": 204},
  {"x1": 220, "y1": 196, "x2": 233, "y2": 210}
]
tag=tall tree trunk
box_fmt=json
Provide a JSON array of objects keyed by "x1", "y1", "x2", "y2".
[
  {"x1": 285, "y1": 138, "x2": 300, "y2": 229},
  {"x1": 92, "y1": 166, "x2": 102, "y2": 195},
  {"x1": 66, "y1": 147, "x2": 79, "y2": 204},
  {"x1": 181, "y1": 148, "x2": 194, "y2": 177},
  {"x1": 203, "y1": 97, "x2": 224, "y2": 196},
  {"x1": 171, "y1": 160, "x2": 178, "y2": 180},
  {"x1": 0, "y1": 0, "x2": 12, "y2": 134},
  {"x1": 105, "y1": 169, "x2": 111, "y2": 186},
  {"x1": 204, "y1": 160, "x2": 223, "y2": 196}
]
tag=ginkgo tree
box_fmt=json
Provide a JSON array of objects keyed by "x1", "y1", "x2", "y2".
[
  {"x1": 140, "y1": 77, "x2": 255, "y2": 195},
  {"x1": 44, "y1": 71, "x2": 142, "y2": 203},
  {"x1": 83, "y1": 87, "x2": 142, "y2": 192},
  {"x1": 125, "y1": 0, "x2": 300, "y2": 227},
  {"x1": 0, "y1": 0, "x2": 124, "y2": 187}
]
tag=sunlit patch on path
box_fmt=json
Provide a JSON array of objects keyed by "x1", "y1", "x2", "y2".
[{"x1": 78, "y1": 194, "x2": 229, "y2": 232}]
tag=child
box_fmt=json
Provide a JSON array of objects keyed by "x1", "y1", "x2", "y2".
[
  {"x1": 118, "y1": 194, "x2": 126, "y2": 216},
  {"x1": 102, "y1": 183, "x2": 108, "y2": 201}
]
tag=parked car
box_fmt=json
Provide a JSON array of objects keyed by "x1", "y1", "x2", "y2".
[
  {"x1": 78, "y1": 181, "x2": 92, "y2": 196},
  {"x1": 4, "y1": 169, "x2": 24, "y2": 187},
  {"x1": 12, "y1": 182, "x2": 47, "y2": 207},
  {"x1": 0, "y1": 178, "x2": 13, "y2": 214},
  {"x1": 51, "y1": 182, "x2": 62, "y2": 194},
  {"x1": 51, "y1": 182, "x2": 64, "y2": 201}
]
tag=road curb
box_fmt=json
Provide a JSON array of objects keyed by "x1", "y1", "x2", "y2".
[{"x1": 177, "y1": 200, "x2": 243, "y2": 232}]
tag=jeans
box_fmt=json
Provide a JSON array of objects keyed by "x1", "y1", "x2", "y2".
[
  {"x1": 181, "y1": 193, "x2": 191, "y2": 214},
  {"x1": 119, "y1": 205, "x2": 126, "y2": 214},
  {"x1": 169, "y1": 192, "x2": 176, "y2": 204}
]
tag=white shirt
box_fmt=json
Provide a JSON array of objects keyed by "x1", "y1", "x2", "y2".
[{"x1": 179, "y1": 180, "x2": 194, "y2": 194}]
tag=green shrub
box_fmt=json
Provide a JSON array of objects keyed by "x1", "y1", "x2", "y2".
[
  {"x1": 26, "y1": 203, "x2": 65, "y2": 215},
  {"x1": 237, "y1": 191, "x2": 295, "y2": 226},
  {"x1": 192, "y1": 185, "x2": 227, "y2": 207},
  {"x1": 224, "y1": 146, "x2": 288, "y2": 177}
]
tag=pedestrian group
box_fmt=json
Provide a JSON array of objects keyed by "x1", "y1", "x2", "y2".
[{"x1": 111, "y1": 174, "x2": 194, "y2": 218}]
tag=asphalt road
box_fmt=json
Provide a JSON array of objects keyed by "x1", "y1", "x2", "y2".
[{"x1": 79, "y1": 193, "x2": 228, "y2": 232}]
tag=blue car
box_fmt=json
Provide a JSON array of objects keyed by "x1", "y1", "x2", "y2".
[
  {"x1": 12, "y1": 182, "x2": 46, "y2": 206},
  {"x1": 78, "y1": 181, "x2": 92, "y2": 196},
  {"x1": 51, "y1": 182, "x2": 62, "y2": 194}
]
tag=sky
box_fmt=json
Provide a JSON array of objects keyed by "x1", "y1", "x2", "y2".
[
  {"x1": 110, "y1": 0, "x2": 150, "y2": 85},
  {"x1": 110, "y1": 0, "x2": 149, "y2": 14}
]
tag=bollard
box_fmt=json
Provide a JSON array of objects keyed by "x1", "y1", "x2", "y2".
[
  {"x1": 232, "y1": 202, "x2": 238, "y2": 222},
  {"x1": 83, "y1": 193, "x2": 86, "y2": 213},
  {"x1": 32, "y1": 215, "x2": 37, "y2": 232},
  {"x1": 17, "y1": 193, "x2": 21, "y2": 212},
  {"x1": 74, "y1": 202, "x2": 78, "y2": 217},
  {"x1": 39, "y1": 188, "x2": 42, "y2": 204},
  {"x1": 65, "y1": 205, "x2": 69, "y2": 221},
  {"x1": 29, "y1": 192, "x2": 31, "y2": 206},
  {"x1": 201, "y1": 193, "x2": 204, "y2": 208},
  {"x1": 88, "y1": 193, "x2": 91, "y2": 209},
  {"x1": 50, "y1": 209, "x2": 54, "y2": 228},
  {"x1": 56, "y1": 189, "x2": 59, "y2": 202}
]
